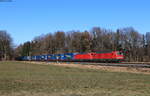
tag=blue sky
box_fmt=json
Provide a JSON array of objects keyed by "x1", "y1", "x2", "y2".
[{"x1": 0, "y1": 0, "x2": 150, "y2": 45}]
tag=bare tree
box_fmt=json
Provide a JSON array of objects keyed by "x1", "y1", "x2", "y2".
[{"x1": 0, "y1": 30, "x2": 13, "y2": 60}]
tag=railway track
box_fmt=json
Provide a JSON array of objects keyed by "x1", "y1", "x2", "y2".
[
  {"x1": 47, "y1": 61, "x2": 150, "y2": 68},
  {"x1": 79, "y1": 63, "x2": 150, "y2": 68}
]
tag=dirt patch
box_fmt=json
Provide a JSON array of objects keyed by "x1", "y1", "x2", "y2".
[{"x1": 22, "y1": 61, "x2": 150, "y2": 75}]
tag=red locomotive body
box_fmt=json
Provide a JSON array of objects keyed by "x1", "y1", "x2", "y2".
[
  {"x1": 74, "y1": 53, "x2": 93, "y2": 60},
  {"x1": 92, "y1": 51, "x2": 124, "y2": 62}
]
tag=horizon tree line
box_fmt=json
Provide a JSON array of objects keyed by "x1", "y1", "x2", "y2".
[{"x1": 1, "y1": 27, "x2": 150, "y2": 62}]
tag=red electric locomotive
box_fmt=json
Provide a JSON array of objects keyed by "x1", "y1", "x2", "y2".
[{"x1": 74, "y1": 53, "x2": 94, "y2": 61}]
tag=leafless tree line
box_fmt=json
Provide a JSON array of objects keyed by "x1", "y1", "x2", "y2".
[{"x1": 1, "y1": 27, "x2": 150, "y2": 62}]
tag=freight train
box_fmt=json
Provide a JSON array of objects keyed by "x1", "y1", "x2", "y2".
[{"x1": 19, "y1": 51, "x2": 124, "y2": 63}]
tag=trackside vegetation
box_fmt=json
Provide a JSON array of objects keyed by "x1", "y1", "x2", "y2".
[{"x1": 0, "y1": 61, "x2": 150, "y2": 96}]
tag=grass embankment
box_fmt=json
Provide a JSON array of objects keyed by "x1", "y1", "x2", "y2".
[{"x1": 0, "y1": 61, "x2": 150, "y2": 96}]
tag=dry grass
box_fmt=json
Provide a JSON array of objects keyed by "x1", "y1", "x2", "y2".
[
  {"x1": 25, "y1": 61, "x2": 150, "y2": 74},
  {"x1": 0, "y1": 61, "x2": 150, "y2": 96}
]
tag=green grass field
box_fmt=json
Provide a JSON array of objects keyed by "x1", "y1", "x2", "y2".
[{"x1": 0, "y1": 61, "x2": 150, "y2": 96}]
